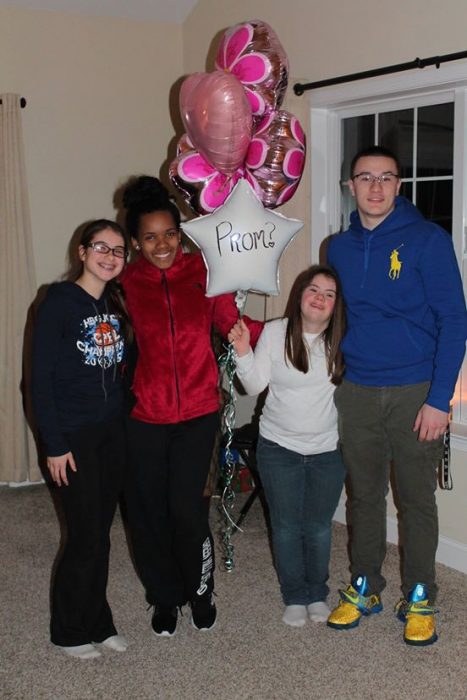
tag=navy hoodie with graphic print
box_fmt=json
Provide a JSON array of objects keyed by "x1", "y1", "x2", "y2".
[
  {"x1": 327, "y1": 196, "x2": 467, "y2": 413},
  {"x1": 32, "y1": 281, "x2": 125, "y2": 456}
]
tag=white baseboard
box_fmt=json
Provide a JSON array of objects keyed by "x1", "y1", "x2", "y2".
[{"x1": 333, "y1": 499, "x2": 467, "y2": 575}]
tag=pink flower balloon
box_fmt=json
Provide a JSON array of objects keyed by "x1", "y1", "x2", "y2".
[
  {"x1": 215, "y1": 19, "x2": 289, "y2": 121},
  {"x1": 169, "y1": 135, "x2": 244, "y2": 215},
  {"x1": 245, "y1": 110, "x2": 306, "y2": 208},
  {"x1": 179, "y1": 71, "x2": 252, "y2": 177}
]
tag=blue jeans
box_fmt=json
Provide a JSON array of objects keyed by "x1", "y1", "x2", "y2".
[{"x1": 257, "y1": 435, "x2": 345, "y2": 606}]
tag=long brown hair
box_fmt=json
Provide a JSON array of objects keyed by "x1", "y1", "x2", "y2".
[
  {"x1": 284, "y1": 265, "x2": 345, "y2": 384},
  {"x1": 66, "y1": 219, "x2": 133, "y2": 342}
]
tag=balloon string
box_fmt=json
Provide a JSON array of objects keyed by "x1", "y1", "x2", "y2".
[
  {"x1": 218, "y1": 341, "x2": 237, "y2": 571},
  {"x1": 217, "y1": 291, "x2": 248, "y2": 572},
  {"x1": 214, "y1": 175, "x2": 235, "y2": 197},
  {"x1": 235, "y1": 290, "x2": 248, "y2": 317}
]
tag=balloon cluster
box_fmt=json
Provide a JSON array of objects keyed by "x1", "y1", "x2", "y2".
[
  {"x1": 169, "y1": 19, "x2": 306, "y2": 215},
  {"x1": 172, "y1": 20, "x2": 305, "y2": 573}
]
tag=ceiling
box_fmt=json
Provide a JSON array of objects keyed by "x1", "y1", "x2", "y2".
[{"x1": 1, "y1": 0, "x2": 199, "y2": 23}]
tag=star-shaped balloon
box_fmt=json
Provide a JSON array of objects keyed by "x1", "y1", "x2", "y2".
[{"x1": 181, "y1": 178, "x2": 303, "y2": 296}]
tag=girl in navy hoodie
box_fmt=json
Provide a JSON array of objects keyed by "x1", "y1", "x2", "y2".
[{"x1": 32, "y1": 219, "x2": 131, "y2": 659}]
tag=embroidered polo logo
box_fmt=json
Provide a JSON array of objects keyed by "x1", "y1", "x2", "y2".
[{"x1": 389, "y1": 245, "x2": 404, "y2": 280}]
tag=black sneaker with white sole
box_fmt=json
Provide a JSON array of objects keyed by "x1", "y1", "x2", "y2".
[
  {"x1": 151, "y1": 606, "x2": 178, "y2": 637},
  {"x1": 191, "y1": 594, "x2": 217, "y2": 631}
]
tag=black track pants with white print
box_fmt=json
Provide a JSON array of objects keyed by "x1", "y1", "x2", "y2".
[{"x1": 124, "y1": 412, "x2": 218, "y2": 607}]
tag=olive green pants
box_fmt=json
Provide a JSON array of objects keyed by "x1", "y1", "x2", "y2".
[{"x1": 335, "y1": 380, "x2": 443, "y2": 603}]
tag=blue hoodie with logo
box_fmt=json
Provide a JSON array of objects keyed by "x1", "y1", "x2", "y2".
[{"x1": 327, "y1": 196, "x2": 467, "y2": 412}]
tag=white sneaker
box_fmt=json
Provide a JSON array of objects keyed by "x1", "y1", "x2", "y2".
[
  {"x1": 282, "y1": 605, "x2": 307, "y2": 627},
  {"x1": 97, "y1": 635, "x2": 128, "y2": 652},
  {"x1": 59, "y1": 644, "x2": 101, "y2": 659},
  {"x1": 307, "y1": 601, "x2": 331, "y2": 623}
]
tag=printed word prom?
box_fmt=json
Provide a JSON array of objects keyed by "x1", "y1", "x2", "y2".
[{"x1": 216, "y1": 221, "x2": 276, "y2": 255}]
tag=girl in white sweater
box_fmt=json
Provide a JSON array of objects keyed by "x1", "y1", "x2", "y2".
[{"x1": 228, "y1": 265, "x2": 346, "y2": 627}]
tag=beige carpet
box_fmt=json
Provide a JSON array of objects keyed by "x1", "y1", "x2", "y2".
[{"x1": 1, "y1": 484, "x2": 466, "y2": 700}]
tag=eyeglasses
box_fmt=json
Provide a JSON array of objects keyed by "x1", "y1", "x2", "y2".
[
  {"x1": 87, "y1": 241, "x2": 126, "y2": 258},
  {"x1": 351, "y1": 172, "x2": 399, "y2": 185}
]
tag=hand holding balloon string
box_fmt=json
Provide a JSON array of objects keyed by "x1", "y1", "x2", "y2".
[{"x1": 228, "y1": 319, "x2": 251, "y2": 358}]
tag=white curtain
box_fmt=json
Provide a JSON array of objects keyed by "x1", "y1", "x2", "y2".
[
  {"x1": 265, "y1": 88, "x2": 311, "y2": 320},
  {"x1": 0, "y1": 93, "x2": 41, "y2": 483}
]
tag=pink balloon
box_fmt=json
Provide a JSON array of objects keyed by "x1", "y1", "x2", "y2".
[
  {"x1": 215, "y1": 20, "x2": 289, "y2": 121},
  {"x1": 179, "y1": 71, "x2": 252, "y2": 177},
  {"x1": 245, "y1": 111, "x2": 306, "y2": 208},
  {"x1": 169, "y1": 134, "x2": 244, "y2": 215}
]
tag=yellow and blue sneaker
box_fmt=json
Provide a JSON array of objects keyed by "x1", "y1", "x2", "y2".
[
  {"x1": 395, "y1": 583, "x2": 438, "y2": 646},
  {"x1": 327, "y1": 575, "x2": 383, "y2": 630}
]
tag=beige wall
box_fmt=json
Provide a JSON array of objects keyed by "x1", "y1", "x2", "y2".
[
  {"x1": 184, "y1": 0, "x2": 467, "y2": 79},
  {"x1": 0, "y1": 7, "x2": 183, "y2": 285},
  {"x1": 184, "y1": 0, "x2": 467, "y2": 553}
]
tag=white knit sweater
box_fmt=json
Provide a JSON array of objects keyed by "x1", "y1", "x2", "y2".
[{"x1": 235, "y1": 318, "x2": 338, "y2": 455}]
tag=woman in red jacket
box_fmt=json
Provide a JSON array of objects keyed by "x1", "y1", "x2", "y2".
[{"x1": 121, "y1": 176, "x2": 262, "y2": 637}]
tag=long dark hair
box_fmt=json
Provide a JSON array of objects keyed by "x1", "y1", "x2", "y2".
[
  {"x1": 66, "y1": 218, "x2": 133, "y2": 342},
  {"x1": 122, "y1": 176, "x2": 181, "y2": 240},
  {"x1": 284, "y1": 264, "x2": 345, "y2": 384}
]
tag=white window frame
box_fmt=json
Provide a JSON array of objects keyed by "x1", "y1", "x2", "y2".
[{"x1": 308, "y1": 62, "x2": 467, "y2": 448}]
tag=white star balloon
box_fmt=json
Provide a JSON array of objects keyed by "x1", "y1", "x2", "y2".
[{"x1": 181, "y1": 178, "x2": 303, "y2": 296}]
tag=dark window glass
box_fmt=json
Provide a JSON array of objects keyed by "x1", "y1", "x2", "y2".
[
  {"x1": 416, "y1": 180, "x2": 452, "y2": 234},
  {"x1": 399, "y1": 182, "x2": 413, "y2": 201},
  {"x1": 342, "y1": 115, "x2": 375, "y2": 180},
  {"x1": 379, "y1": 109, "x2": 413, "y2": 178},
  {"x1": 417, "y1": 103, "x2": 454, "y2": 178}
]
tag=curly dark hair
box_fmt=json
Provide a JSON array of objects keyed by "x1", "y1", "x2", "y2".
[{"x1": 123, "y1": 176, "x2": 181, "y2": 240}]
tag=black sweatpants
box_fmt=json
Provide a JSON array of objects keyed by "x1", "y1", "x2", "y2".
[
  {"x1": 124, "y1": 412, "x2": 218, "y2": 608},
  {"x1": 50, "y1": 417, "x2": 126, "y2": 646}
]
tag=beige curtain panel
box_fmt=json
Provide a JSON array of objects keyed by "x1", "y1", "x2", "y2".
[{"x1": 0, "y1": 93, "x2": 41, "y2": 483}]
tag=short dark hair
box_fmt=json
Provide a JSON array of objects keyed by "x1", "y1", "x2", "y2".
[
  {"x1": 350, "y1": 146, "x2": 401, "y2": 178},
  {"x1": 283, "y1": 264, "x2": 345, "y2": 384}
]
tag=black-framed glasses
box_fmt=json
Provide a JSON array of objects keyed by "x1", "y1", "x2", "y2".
[
  {"x1": 351, "y1": 172, "x2": 399, "y2": 185},
  {"x1": 87, "y1": 241, "x2": 126, "y2": 258}
]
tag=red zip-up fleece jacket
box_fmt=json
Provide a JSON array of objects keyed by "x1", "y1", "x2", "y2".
[{"x1": 120, "y1": 249, "x2": 263, "y2": 424}]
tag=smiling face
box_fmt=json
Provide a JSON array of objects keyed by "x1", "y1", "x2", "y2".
[
  {"x1": 134, "y1": 210, "x2": 181, "y2": 270},
  {"x1": 348, "y1": 155, "x2": 401, "y2": 230},
  {"x1": 78, "y1": 227, "x2": 126, "y2": 289},
  {"x1": 300, "y1": 273, "x2": 337, "y2": 334}
]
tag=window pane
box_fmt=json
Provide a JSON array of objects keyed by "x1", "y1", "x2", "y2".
[
  {"x1": 342, "y1": 115, "x2": 375, "y2": 179},
  {"x1": 416, "y1": 180, "x2": 452, "y2": 234},
  {"x1": 399, "y1": 182, "x2": 413, "y2": 201},
  {"x1": 379, "y1": 109, "x2": 413, "y2": 178},
  {"x1": 417, "y1": 103, "x2": 454, "y2": 178},
  {"x1": 341, "y1": 184, "x2": 354, "y2": 230}
]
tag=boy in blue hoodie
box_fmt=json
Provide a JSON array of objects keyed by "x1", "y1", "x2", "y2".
[{"x1": 326, "y1": 146, "x2": 467, "y2": 646}]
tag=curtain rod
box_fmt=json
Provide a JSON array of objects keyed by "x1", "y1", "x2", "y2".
[
  {"x1": 293, "y1": 50, "x2": 467, "y2": 96},
  {"x1": 0, "y1": 97, "x2": 27, "y2": 108}
]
